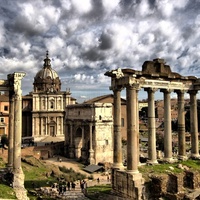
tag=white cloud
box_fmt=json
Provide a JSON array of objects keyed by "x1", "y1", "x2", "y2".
[
  {"x1": 0, "y1": 0, "x2": 200, "y2": 101},
  {"x1": 71, "y1": 0, "x2": 92, "y2": 14}
]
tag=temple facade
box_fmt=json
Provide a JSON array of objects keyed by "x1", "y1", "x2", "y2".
[{"x1": 22, "y1": 52, "x2": 76, "y2": 142}]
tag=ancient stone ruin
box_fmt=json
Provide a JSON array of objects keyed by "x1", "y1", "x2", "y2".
[{"x1": 105, "y1": 58, "x2": 200, "y2": 199}]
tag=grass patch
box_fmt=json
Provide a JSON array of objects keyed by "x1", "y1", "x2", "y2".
[
  {"x1": 86, "y1": 184, "x2": 112, "y2": 200},
  {"x1": 59, "y1": 166, "x2": 86, "y2": 181},
  {"x1": 0, "y1": 184, "x2": 16, "y2": 199},
  {"x1": 139, "y1": 159, "x2": 200, "y2": 181}
]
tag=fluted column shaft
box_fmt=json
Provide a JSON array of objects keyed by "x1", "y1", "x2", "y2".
[
  {"x1": 189, "y1": 90, "x2": 199, "y2": 158},
  {"x1": 146, "y1": 88, "x2": 157, "y2": 164},
  {"x1": 126, "y1": 85, "x2": 139, "y2": 173},
  {"x1": 113, "y1": 88, "x2": 123, "y2": 169}
]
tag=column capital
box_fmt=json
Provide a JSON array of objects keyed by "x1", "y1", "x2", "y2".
[
  {"x1": 174, "y1": 89, "x2": 186, "y2": 95},
  {"x1": 126, "y1": 83, "x2": 140, "y2": 91},
  {"x1": 112, "y1": 86, "x2": 123, "y2": 92},
  {"x1": 160, "y1": 88, "x2": 173, "y2": 93},
  {"x1": 144, "y1": 87, "x2": 157, "y2": 93},
  {"x1": 188, "y1": 90, "x2": 198, "y2": 95}
]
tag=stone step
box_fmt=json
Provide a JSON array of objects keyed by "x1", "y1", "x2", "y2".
[{"x1": 56, "y1": 190, "x2": 90, "y2": 200}]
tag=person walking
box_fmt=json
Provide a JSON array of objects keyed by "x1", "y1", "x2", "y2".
[
  {"x1": 67, "y1": 181, "x2": 71, "y2": 191},
  {"x1": 71, "y1": 182, "x2": 76, "y2": 190}
]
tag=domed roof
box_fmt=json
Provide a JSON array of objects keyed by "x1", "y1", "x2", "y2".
[
  {"x1": 33, "y1": 51, "x2": 61, "y2": 93},
  {"x1": 35, "y1": 52, "x2": 59, "y2": 80}
]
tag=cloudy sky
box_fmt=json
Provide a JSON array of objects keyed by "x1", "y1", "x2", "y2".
[{"x1": 0, "y1": 0, "x2": 200, "y2": 102}]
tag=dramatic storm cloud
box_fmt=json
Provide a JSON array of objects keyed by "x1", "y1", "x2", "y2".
[{"x1": 0, "y1": 0, "x2": 200, "y2": 102}]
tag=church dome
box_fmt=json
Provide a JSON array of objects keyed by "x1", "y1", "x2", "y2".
[{"x1": 33, "y1": 52, "x2": 61, "y2": 93}]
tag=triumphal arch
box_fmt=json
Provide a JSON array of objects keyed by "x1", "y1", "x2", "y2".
[
  {"x1": 105, "y1": 58, "x2": 200, "y2": 199},
  {"x1": 0, "y1": 72, "x2": 28, "y2": 199}
]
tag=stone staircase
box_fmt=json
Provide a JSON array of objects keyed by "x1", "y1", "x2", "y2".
[{"x1": 57, "y1": 188, "x2": 90, "y2": 199}]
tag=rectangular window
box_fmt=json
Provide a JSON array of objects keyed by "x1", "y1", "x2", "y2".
[
  {"x1": 0, "y1": 118, "x2": 4, "y2": 123},
  {"x1": 0, "y1": 127, "x2": 4, "y2": 135},
  {"x1": 121, "y1": 118, "x2": 124, "y2": 127},
  {"x1": 4, "y1": 106, "x2": 8, "y2": 111}
]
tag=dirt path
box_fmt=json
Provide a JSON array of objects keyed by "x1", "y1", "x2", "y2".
[{"x1": 44, "y1": 156, "x2": 111, "y2": 186}]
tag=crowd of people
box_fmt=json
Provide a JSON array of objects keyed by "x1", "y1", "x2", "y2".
[{"x1": 50, "y1": 179, "x2": 87, "y2": 196}]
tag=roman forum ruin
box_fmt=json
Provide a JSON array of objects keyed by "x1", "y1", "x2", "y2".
[
  {"x1": 105, "y1": 58, "x2": 200, "y2": 199},
  {"x1": 2, "y1": 58, "x2": 200, "y2": 199}
]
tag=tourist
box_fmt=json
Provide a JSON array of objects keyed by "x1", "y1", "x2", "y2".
[
  {"x1": 107, "y1": 175, "x2": 110, "y2": 182},
  {"x1": 80, "y1": 180, "x2": 84, "y2": 192},
  {"x1": 71, "y1": 182, "x2": 76, "y2": 190},
  {"x1": 67, "y1": 181, "x2": 70, "y2": 191}
]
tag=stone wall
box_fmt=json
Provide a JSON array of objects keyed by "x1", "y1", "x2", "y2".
[
  {"x1": 147, "y1": 170, "x2": 200, "y2": 199},
  {"x1": 112, "y1": 169, "x2": 200, "y2": 200}
]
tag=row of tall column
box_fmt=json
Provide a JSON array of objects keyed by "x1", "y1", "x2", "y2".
[{"x1": 112, "y1": 85, "x2": 199, "y2": 173}]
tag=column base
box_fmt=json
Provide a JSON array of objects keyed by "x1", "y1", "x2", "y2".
[
  {"x1": 89, "y1": 149, "x2": 95, "y2": 164},
  {"x1": 6, "y1": 163, "x2": 13, "y2": 170},
  {"x1": 191, "y1": 153, "x2": 200, "y2": 160},
  {"x1": 69, "y1": 146, "x2": 75, "y2": 158},
  {"x1": 127, "y1": 169, "x2": 140, "y2": 175},
  {"x1": 178, "y1": 155, "x2": 188, "y2": 161},
  {"x1": 112, "y1": 162, "x2": 124, "y2": 170},
  {"x1": 163, "y1": 157, "x2": 177, "y2": 163},
  {"x1": 147, "y1": 159, "x2": 158, "y2": 165},
  {"x1": 13, "y1": 168, "x2": 25, "y2": 188}
]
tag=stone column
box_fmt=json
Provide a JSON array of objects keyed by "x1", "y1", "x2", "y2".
[
  {"x1": 69, "y1": 122, "x2": 74, "y2": 158},
  {"x1": 7, "y1": 91, "x2": 15, "y2": 169},
  {"x1": 81, "y1": 126, "x2": 86, "y2": 160},
  {"x1": 11, "y1": 73, "x2": 26, "y2": 191},
  {"x1": 189, "y1": 90, "x2": 199, "y2": 158},
  {"x1": 145, "y1": 88, "x2": 158, "y2": 164},
  {"x1": 161, "y1": 89, "x2": 173, "y2": 162},
  {"x1": 136, "y1": 90, "x2": 140, "y2": 166},
  {"x1": 113, "y1": 88, "x2": 123, "y2": 169},
  {"x1": 89, "y1": 123, "x2": 95, "y2": 164},
  {"x1": 126, "y1": 84, "x2": 139, "y2": 174},
  {"x1": 175, "y1": 90, "x2": 187, "y2": 160}
]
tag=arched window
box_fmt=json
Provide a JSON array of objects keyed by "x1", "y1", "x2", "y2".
[{"x1": 50, "y1": 101, "x2": 54, "y2": 109}]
